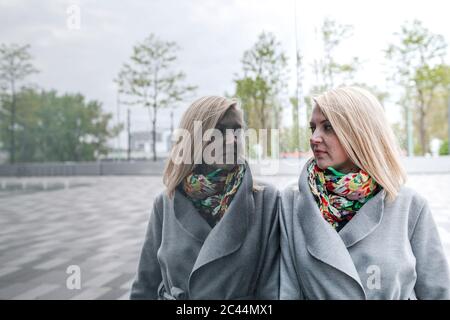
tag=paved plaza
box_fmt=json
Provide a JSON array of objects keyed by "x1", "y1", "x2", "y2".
[{"x1": 0, "y1": 173, "x2": 449, "y2": 300}]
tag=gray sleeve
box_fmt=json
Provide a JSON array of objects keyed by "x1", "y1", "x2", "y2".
[
  {"x1": 279, "y1": 192, "x2": 303, "y2": 300},
  {"x1": 129, "y1": 198, "x2": 163, "y2": 300},
  {"x1": 254, "y1": 194, "x2": 281, "y2": 300},
  {"x1": 411, "y1": 200, "x2": 450, "y2": 300}
]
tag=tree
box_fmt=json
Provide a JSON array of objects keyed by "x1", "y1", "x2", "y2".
[
  {"x1": 305, "y1": 18, "x2": 361, "y2": 126},
  {"x1": 289, "y1": 96, "x2": 300, "y2": 151},
  {"x1": 290, "y1": 49, "x2": 306, "y2": 153},
  {"x1": 300, "y1": 18, "x2": 363, "y2": 152},
  {"x1": 115, "y1": 34, "x2": 196, "y2": 161},
  {"x1": 233, "y1": 32, "x2": 289, "y2": 156},
  {"x1": 0, "y1": 89, "x2": 122, "y2": 162},
  {"x1": 314, "y1": 18, "x2": 360, "y2": 91},
  {"x1": 413, "y1": 64, "x2": 450, "y2": 154},
  {"x1": 385, "y1": 20, "x2": 448, "y2": 155},
  {"x1": 0, "y1": 43, "x2": 38, "y2": 163},
  {"x1": 440, "y1": 139, "x2": 449, "y2": 155}
]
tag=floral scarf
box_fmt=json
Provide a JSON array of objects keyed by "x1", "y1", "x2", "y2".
[
  {"x1": 307, "y1": 158, "x2": 380, "y2": 231},
  {"x1": 181, "y1": 164, "x2": 246, "y2": 227}
]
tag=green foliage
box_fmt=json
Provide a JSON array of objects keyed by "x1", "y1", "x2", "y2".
[
  {"x1": 391, "y1": 122, "x2": 407, "y2": 154},
  {"x1": 0, "y1": 43, "x2": 38, "y2": 85},
  {"x1": 289, "y1": 96, "x2": 300, "y2": 150},
  {"x1": 306, "y1": 18, "x2": 365, "y2": 112},
  {"x1": 279, "y1": 125, "x2": 311, "y2": 154},
  {"x1": 385, "y1": 20, "x2": 448, "y2": 155},
  {"x1": 0, "y1": 89, "x2": 122, "y2": 162},
  {"x1": 386, "y1": 20, "x2": 447, "y2": 87},
  {"x1": 313, "y1": 18, "x2": 360, "y2": 89},
  {"x1": 440, "y1": 139, "x2": 449, "y2": 155},
  {"x1": 234, "y1": 32, "x2": 288, "y2": 129},
  {"x1": 0, "y1": 43, "x2": 39, "y2": 163},
  {"x1": 116, "y1": 33, "x2": 196, "y2": 161},
  {"x1": 233, "y1": 32, "x2": 289, "y2": 156}
]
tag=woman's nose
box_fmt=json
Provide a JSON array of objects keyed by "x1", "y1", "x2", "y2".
[{"x1": 310, "y1": 131, "x2": 323, "y2": 145}]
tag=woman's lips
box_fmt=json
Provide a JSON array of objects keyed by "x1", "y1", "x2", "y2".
[{"x1": 314, "y1": 150, "x2": 327, "y2": 156}]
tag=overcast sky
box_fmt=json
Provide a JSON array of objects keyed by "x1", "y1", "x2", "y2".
[{"x1": 1, "y1": 0, "x2": 449, "y2": 148}]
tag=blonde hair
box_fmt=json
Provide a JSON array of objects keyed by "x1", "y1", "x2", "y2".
[
  {"x1": 313, "y1": 86, "x2": 407, "y2": 202},
  {"x1": 163, "y1": 96, "x2": 240, "y2": 198}
]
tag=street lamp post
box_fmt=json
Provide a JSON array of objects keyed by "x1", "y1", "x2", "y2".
[
  {"x1": 127, "y1": 108, "x2": 131, "y2": 161},
  {"x1": 116, "y1": 91, "x2": 121, "y2": 152},
  {"x1": 407, "y1": 104, "x2": 414, "y2": 157},
  {"x1": 447, "y1": 91, "x2": 450, "y2": 155},
  {"x1": 293, "y1": 0, "x2": 303, "y2": 159}
]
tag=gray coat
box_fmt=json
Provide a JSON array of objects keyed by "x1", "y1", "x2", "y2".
[
  {"x1": 130, "y1": 167, "x2": 280, "y2": 300},
  {"x1": 280, "y1": 164, "x2": 450, "y2": 300}
]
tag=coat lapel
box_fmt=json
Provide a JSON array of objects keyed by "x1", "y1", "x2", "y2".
[
  {"x1": 338, "y1": 188, "x2": 385, "y2": 248},
  {"x1": 189, "y1": 165, "x2": 253, "y2": 278},
  {"x1": 297, "y1": 163, "x2": 366, "y2": 297},
  {"x1": 173, "y1": 189, "x2": 212, "y2": 243}
]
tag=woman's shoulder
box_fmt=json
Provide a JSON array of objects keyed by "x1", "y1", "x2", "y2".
[
  {"x1": 395, "y1": 185, "x2": 428, "y2": 209},
  {"x1": 388, "y1": 185, "x2": 431, "y2": 233},
  {"x1": 151, "y1": 190, "x2": 171, "y2": 213},
  {"x1": 397, "y1": 185, "x2": 443, "y2": 241}
]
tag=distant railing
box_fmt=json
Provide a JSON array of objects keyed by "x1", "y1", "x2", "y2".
[
  {"x1": 0, "y1": 160, "x2": 167, "y2": 176},
  {"x1": 0, "y1": 156, "x2": 449, "y2": 177}
]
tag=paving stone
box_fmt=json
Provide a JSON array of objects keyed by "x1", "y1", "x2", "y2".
[
  {"x1": 11, "y1": 284, "x2": 60, "y2": 300},
  {"x1": 0, "y1": 174, "x2": 448, "y2": 300},
  {"x1": 69, "y1": 287, "x2": 111, "y2": 300},
  {"x1": 36, "y1": 286, "x2": 82, "y2": 300}
]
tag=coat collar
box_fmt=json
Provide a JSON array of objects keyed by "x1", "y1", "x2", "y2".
[
  {"x1": 338, "y1": 186, "x2": 385, "y2": 248},
  {"x1": 173, "y1": 189, "x2": 212, "y2": 243},
  {"x1": 297, "y1": 162, "x2": 385, "y2": 298},
  {"x1": 172, "y1": 164, "x2": 254, "y2": 280}
]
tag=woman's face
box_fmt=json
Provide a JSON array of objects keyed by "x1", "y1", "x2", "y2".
[
  {"x1": 201, "y1": 107, "x2": 244, "y2": 171},
  {"x1": 309, "y1": 105, "x2": 358, "y2": 173}
]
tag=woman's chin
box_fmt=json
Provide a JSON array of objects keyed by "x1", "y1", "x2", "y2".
[{"x1": 315, "y1": 158, "x2": 330, "y2": 170}]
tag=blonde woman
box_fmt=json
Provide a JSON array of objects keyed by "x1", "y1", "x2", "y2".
[
  {"x1": 280, "y1": 86, "x2": 450, "y2": 299},
  {"x1": 130, "y1": 96, "x2": 279, "y2": 300}
]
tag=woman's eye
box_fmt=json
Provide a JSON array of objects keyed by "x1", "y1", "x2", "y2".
[
  {"x1": 309, "y1": 126, "x2": 315, "y2": 133},
  {"x1": 324, "y1": 124, "x2": 333, "y2": 131}
]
